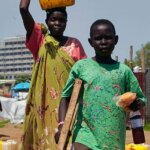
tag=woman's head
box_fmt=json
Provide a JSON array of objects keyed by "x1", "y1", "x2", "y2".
[
  {"x1": 45, "y1": 7, "x2": 67, "y2": 38},
  {"x1": 88, "y1": 19, "x2": 118, "y2": 58}
]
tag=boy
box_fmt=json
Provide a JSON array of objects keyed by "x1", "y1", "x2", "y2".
[{"x1": 56, "y1": 19, "x2": 146, "y2": 150}]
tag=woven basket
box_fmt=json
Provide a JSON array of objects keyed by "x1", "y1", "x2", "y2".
[{"x1": 39, "y1": 0, "x2": 75, "y2": 10}]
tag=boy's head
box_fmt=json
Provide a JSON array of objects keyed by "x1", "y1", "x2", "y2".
[
  {"x1": 45, "y1": 7, "x2": 67, "y2": 37},
  {"x1": 88, "y1": 19, "x2": 118, "y2": 57}
]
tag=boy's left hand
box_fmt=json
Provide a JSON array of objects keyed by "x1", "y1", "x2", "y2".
[{"x1": 128, "y1": 98, "x2": 145, "y2": 111}]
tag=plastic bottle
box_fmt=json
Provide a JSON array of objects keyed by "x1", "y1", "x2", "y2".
[{"x1": 129, "y1": 110, "x2": 145, "y2": 144}]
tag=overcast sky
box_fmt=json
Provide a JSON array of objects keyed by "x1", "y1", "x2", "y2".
[{"x1": 0, "y1": 0, "x2": 150, "y2": 62}]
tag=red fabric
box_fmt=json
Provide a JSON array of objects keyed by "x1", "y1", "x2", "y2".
[{"x1": 26, "y1": 23, "x2": 87, "y2": 61}]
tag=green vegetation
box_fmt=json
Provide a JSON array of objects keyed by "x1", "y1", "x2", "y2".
[
  {"x1": 15, "y1": 74, "x2": 31, "y2": 83},
  {"x1": 134, "y1": 42, "x2": 150, "y2": 68},
  {"x1": 124, "y1": 42, "x2": 150, "y2": 69},
  {"x1": 0, "y1": 119, "x2": 10, "y2": 128},
  {"x1": 144, "y1": 122, "x2": 150, "y2": 131},
  {"x1": 0, "y1": 75, "x2": 4, "y2": 79}
]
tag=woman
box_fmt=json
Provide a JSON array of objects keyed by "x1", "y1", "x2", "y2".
[{"x1": 19, "y1": 0, "x2": 87, "y2": 149}]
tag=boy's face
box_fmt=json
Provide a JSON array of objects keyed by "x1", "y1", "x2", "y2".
[
  {"x1": 89, "y1": 24, "x2": 118, "y2": 57},
  {"x1": 46, "y1": 11, "x2": 67, "y2": 37}
]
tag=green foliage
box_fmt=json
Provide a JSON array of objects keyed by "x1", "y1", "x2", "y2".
[
  {"x1": 134, "y1": 42, "x2": 150, "y2": 68},
  {"x1": 144, "y1": 122, "x2": 150, "y2": 131},
  {"x1": 0, "y1": 119, "x2": 10, "y2": 128},
  {"x1": 124, "y1": 58, "x2": 136, "y2": 69},
  {"x1": 0, "y1": 75, "x2": 4, "y2": 79},
  {"x1": 15, "y1": 74, "x2": 31, "y2": 84}
]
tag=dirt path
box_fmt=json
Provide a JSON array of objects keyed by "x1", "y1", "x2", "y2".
[
  {"x1": 0, "y1": 123, "x2": 23, "y2": 144},
  {"x1": 0, "y1": 123, "x2": 150, "y2": 149}
]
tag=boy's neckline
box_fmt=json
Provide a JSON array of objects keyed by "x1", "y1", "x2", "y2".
[{"x1": 92, "y1": 56, "x2": 118, "y2": 65}]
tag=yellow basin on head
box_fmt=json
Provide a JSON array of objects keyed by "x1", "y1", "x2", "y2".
[{"x1": 39, "y1": 0, "x2": 75, "y2": 10}]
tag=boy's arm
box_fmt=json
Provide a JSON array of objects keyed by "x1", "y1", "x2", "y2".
[
  {"x1": 125, "y1": 67, "x2": 147, "y2": 111},
  {"x1": 55, "y1": 63, "x2": 80, "y2": 143},
  {"x1": 58, "y1": 97, "x2": 70, "y2": 123},
  {"x1": 20, "y1": 0, "x2": 34, "y2": 39},
  {"x1": 128, "y1": 98, "x2": 145, "y2": 111},
  {"x1": 55, "y1": 97, "x2": 69, "y2": 143}
]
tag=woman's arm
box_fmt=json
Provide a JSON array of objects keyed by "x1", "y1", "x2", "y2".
[{"x1": 20, "y1": 0, "x2": 34, "y2": 39}]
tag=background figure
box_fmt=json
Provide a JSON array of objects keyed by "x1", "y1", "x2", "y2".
[
  {"x1": 19, "y1": 0, "x2": 87, "y2": 149},
  {"x1": 56, "y1": 19, "x2": 146, "y2": 150}
]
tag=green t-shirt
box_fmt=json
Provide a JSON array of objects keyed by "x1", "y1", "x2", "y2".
[{"x1": 62, "y1": 58, "x2": 147, "y2": 150}]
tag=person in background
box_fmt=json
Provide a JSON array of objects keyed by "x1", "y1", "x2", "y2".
[
  {"x1": 56, "y1": 19, "x2": 146, "y2": 150},
  {"x1": 19, "y1": 0, "x2": 87, "y2": 149}
]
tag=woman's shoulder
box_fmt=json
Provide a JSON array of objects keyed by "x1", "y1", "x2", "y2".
[{"x1": 67, "y1": 37, "x2": 82, "y2": 44}]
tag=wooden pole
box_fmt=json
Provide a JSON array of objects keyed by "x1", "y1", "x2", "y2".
[
  {"x1": 140, "y1": 48, "x2": 146, "y2": 124},
  {"x1": 66, "y1": 102, "x2": 79, "y2": 150},
  {"x1": 115, "y1": 56, "x2": 118, "y2": 62},
  {"x1": 57, "y1": 79, "x2": 82, "y2": 150},
  {"x1": 141, "y1": 48, "x2": 145, "y2": 73},
  {"x1": 129, "y1": 45, "x2": 133, "y2": 70}
]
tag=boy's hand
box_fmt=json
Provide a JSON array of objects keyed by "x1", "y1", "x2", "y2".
[
  {"x1": 54, "y1": 124, "x2": 71, "y2": 145},
  {"x1": 54, "y1": 124, "x2": 63, "y2": 144},
  {"x1": 128, "y1": 98, "x2": 144, "y2": 111}
]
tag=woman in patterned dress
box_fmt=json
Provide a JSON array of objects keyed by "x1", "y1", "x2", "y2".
[{"x1": 19, "y1": 0, "x2": 87, "y2": 149}]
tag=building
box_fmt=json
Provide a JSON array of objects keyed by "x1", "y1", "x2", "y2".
[{"x1": 0, "y1": 36, "x2": 34, "y2": 79}]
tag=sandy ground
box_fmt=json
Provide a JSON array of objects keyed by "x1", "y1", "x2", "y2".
[
  {"x1": 0, "y1": 123, "x2": 150, "y2": 149},
  {"x1": 0, "y1": 123, "x2": 23, "y2": 144}
]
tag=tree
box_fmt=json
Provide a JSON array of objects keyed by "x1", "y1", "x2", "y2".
[
  {"x1": 0, "y1": 75, "x2": 4, "y2": 79},
  {"x1": 134, "y1": 42, "x2": 150, "y2": 69},
  {"x1": 15, "y1": 74, "x2": 31, "y2": 83}
]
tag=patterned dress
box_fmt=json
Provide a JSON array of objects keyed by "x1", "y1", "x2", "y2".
[
  {"x1": 21, "y1": 23, "x2": 86, "y2": 150},
  {"x1": 62, "y1": 58, "x2": 147, "y2": 150}
]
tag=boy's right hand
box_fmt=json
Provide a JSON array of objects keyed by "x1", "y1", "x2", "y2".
[
  {"x1": 128, "y1": 98, "x2": 145, "y2": 111},
  {"x1": 54, "y1": 124, "x2": 72, "y2": 145},
  {"x1": 54, "y1": 124, "x2": 63, "y2": 144}
]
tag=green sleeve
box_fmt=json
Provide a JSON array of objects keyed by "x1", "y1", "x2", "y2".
[
  {"x1": 125, "y1": 67, "x2": 147, "y2": 104},
  {"x1": 61, "y1": 62, "x2": 80, "y2": 99}
]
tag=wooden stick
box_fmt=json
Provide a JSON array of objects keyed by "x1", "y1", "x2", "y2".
[
  {"x1": 141, "y1": 48, "x2": 145, "y2": 73},
  {"x1": 129, "y1": 45, "x2": 133, "y2": 70},
  {"x1": 115, "y1": 56, "x2": 118, "y2": 62},
  {"x1": 66, "y1": 102, "x2": 79, "y2": 150},
  {"x1": 57, "y1": 79, "x2": 82, "y2": 150}
]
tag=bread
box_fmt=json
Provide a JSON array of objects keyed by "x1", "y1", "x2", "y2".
[{"x1": 116, "y1": 92, "x2": 136, "y2": 108}]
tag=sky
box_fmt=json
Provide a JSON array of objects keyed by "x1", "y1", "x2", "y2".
[{"x1": 0, "y1": 0, "x2": 150, "y2": 62}]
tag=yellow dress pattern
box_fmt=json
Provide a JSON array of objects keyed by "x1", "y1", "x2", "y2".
[{"x1": 21, "y1": 31, "x2": 75, "y2": 150}]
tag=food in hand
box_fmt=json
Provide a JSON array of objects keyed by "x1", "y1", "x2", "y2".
[{"x1": 116, "y1": 92, "x2": 136, "y2": 109}]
